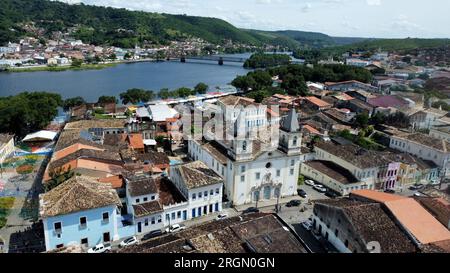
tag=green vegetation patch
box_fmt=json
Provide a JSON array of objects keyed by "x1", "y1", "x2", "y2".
[{"x1": 0, "y1": 197, "x2": 15, "y2": 229}]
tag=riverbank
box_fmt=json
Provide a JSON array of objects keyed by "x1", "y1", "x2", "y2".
[{"x1": 3, "y1": 63, "x2": 118, "y2": 73}]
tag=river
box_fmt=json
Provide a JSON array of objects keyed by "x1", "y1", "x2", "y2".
[{"x1": 0, "y1": 53, "x2": 253, "y2": 101}]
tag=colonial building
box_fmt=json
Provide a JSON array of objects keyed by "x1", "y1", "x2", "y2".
[
  {"x1": 39, "y1": 176, "x2": 130, "y2": 251},
  {"x1": 388, "y1": 132, "x2": 450, "y2": 178},
  {"x1": 188, "y1": 105, "x2": 303, "y2": 206}
]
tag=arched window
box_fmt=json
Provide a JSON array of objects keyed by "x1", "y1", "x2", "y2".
[{"x1": 242, "y1": 141, "x2": 247, "y2": 151}]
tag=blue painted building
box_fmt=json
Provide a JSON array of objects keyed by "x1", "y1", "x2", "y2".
[{"x1": 39, "y1": 176, "x2": 130, "y2": 251}]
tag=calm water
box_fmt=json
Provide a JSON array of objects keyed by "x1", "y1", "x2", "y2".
[{"x1": 0, "y1": 56, "x2": 250, "y2": 101}]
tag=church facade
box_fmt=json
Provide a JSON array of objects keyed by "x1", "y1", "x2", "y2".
[{"x1": 187, "y1": 96, "x2": 303, "y2": 206}]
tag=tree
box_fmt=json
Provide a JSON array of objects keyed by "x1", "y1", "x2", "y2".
[
  {"x1": 355, "y1": 113, "x2": 369, "y2": 128},
  {"x1": 158, "y1": 88, "x2": 171, "y2": 99},
  {"x1": 176, "y1": 87, "x2": 194, "y2": 98},
  {"x1": 98, "y1": 96, "x2": 117, "y2": 104},
  {"x1": 0, "y1": 92, "x2": 62, "y2": 137},
  {"x1": 71, "y1": 58, "x2": 83, "y2": 67},
  {"x1": 119, "y1": 88, "x2": 154, "y2": 104},
  {"x1": 124, "y1": 52, "x2": 133, "y2": 60},
  {"x1": 63, "y1": 97, "x2": 85, "y2": 110},
  {"x1": 194, "y1": 83, "x2": 208, "y2": 94}
]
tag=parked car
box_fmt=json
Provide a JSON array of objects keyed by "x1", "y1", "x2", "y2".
[
  {"x1": 409, "y1": 183, "x2": 424, "y2": 191},
  {"x1": 87, "y1": 243, "x2": 111, "y2": 253},
  {"x1": 119, "y1": 236, "x2": 138, "y2": 248},
  {"x1": 313, "y1": 184, "x2": 327, "y2": 193},
  {"x1": 325, "y1": 191, "x2": 339, "y2": 198},
  {"x1": 243, "y1": 207, "x2": 260, "y2": 214},
  {"x1": 297, "y1": 189, "x2": 307, "y2": 198},
  {"x1": 384, "y1": 189, "x2": 396, "y2": 194},
  {"x1": 142, "y1": 230, "x2": 163, "y2": 241},
  {"x1": 165, "y1": 224, "x2": 186, "y2": 233},
  {"x1": 430, "y1": 180, "x2": 440, "y2": 186},
  {"x1": 414, "y1": 192, "x2": 423, "y2": 197},
  {"x1": 305, "y1": 180, "x2": 315, "y2": 186},
  {"x1": 286, "y1": 200, "x2": 302, "y2": 207},
  {"x1": 215, "y1": 213, "x2": 228, "y2": 221},
  {"x1": 301, "y1": 220, "x2": 313, "y2": 231}
]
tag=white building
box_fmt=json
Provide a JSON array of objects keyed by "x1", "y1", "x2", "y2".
[
  {"x1": 0, "y1": 134, "x2": 14, "y2": 166},
  {"x1": 188, "y1": 103, "x2": 303, "y2": 206},
  {"x1": 389, "y1": 132, "x2": 450, "y2": 178},
  {"x1": 430, "y1": 125, "x2": 450, "y2": 142},
  {"x1": 409, "y1": 108, "x2": 448, "y2": 130},
  {"x1": 314, "y1": 141, "x2": 402, "y2": 190},
  {"x1": 125, "y1": 162, "x2": 223, "y2": 235},
  {"x1": 170, "y1": 161, "x2": 223, "y2": 219}
]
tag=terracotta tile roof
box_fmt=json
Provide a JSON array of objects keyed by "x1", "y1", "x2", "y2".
[
  {"x1": 40, "y1": 176, "x2": 121, "y2": 218},
  {"x1": 127, "y1": 177, "x2": 158, "y2": 197},
  {"x1": 98, "y1": 175, "x2": 124, "y2": 189},
  {"x1": 176, "y1": 161, "x2": 223, "y2": 189},
  {"x1": 314, "y1": 142, "x2": 398, "y2": 169},
  {"x1": 218, "y1": 95, "x2": 257, "y2": 107},
  {"x1": 127, "y1": 133, "x2": 144, "y2": 150},
  {"x1": 351, "y1": 190, "x2": 408, "y2": 203},
  {"x1": 368, "y1": 95, "x2": 409, "y2": 108},
  {"x1": 305, "y1": 160, "x2": 359, "y2": 185},
  {"x1": 415, "y1": 197, "x2": 450, "y2": 229},
  {"x1": 385, "y1": 198, "x2": 450, "y2": 244},
  {"x1": 133, "y1": 201, "x2": 163, "y2": 217},
  {"x1": 421, "y1": 239, "x2": 450, "y2": 253},
  {"x1": 315, "y1": 199, "x2": 416, "y2": 253},
  {"x1": 305, "y1": 96, "x2": 331, "y2": 108},
  {"x1": 202, "y1": 141, "x2": 229, "y2": 165},
  {"x1": 155, "y1": 177, "x2": 187, "y2": 206},
  {"x1": 103, "y1": 133, "x2": 128, "y2": 147},
  {"x1": 302, "y1": 124, "x2": 321, "y2": 135},
  {"x1": 136, "y1": 151, "x2": 170, "y2": 165},
  {"x1": 116, "y1": 213, "x2": 307, "y2": 253},
  {"x1": 64, "y1": 119, "x2": 126, "y2": 130},
  {"x1": 48, "y1": 149, "x2": 122, "y2": 171}
]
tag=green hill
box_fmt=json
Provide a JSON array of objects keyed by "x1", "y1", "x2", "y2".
[{"x1": 0, "y1": 0, "x2": 264, "y2": 47}]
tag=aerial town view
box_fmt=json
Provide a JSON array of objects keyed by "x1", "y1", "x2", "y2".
[{"x1": 0, "y1": 0, "x2": 450, "y2": 266}]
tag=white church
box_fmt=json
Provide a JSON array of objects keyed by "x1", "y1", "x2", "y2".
[{"x1": 187, "y1": 96, "x2": 304, "y2": 206}]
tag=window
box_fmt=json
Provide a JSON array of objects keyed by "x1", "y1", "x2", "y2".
[
  {"x1": 56, "y1": 244, "x2": 64, "y2": 249},
  {"x1": 335, "y1": 229, "x2": 339, "y2": 237},
  {"x1": 145, "y1": 219, "x2": 148, "y2": 226},
  {"x1": 256, "y1": 172, "x2": 261, "y2": 180},
  {"x1": 199, "y1": 192, "x2": 202, "y2": 198},
  {"x1": 216, "y1": 188, "x2": 220, "y2": 194},
  {"x1": 276, "y1": 170, "x2": 281, "y2": 177},
  {"x1": 241, "y1": 166, "x2": 246, "y2": 173},
  {"x1": 143, "y1": 197, "x2": 148, "y2": 202},
  {"x1": 242, "y1": 141, "x2": 247, "y2": 151},
  {"x1": 192, "y1": 193, "x2": 196, "y2": 200},
  {"x1": 291, "y1": 160, "x2": 295, "y2": 167},
  {"x1": 79, "y1": 217, "x2": 87, "y2": 228},
  {"x1": 151, "y1": 195, "x2": 155, "y2": 200},
  {"x1": 266, "y1": 162, "x2": 272, "y2": 168},
  {"x1": 290, "y1": 168, "x2": 294, "y2": 175},
  {"x1": 157, "y1": 216, "x2": 162, "y2": 223},
  {"x1": 204, "y1": 191, "x2": 208, "y2": 197},
  {"x1": 171, "y1": 212, "x2": 176, "y2": 220},
  {"x1": 81, "y1": 238, "x2": 88, "y2": 245},
  {"x1": 135, "y1": 198, "x2": 140, "y2": 204},
  {"x1": 210, "y1": 189, "x2": 214, "y2": 195},
  {"x1": 177, "y1": 211, "x2": 181, "y2": 219},
  {"x1": 102, "y1": 212, "x2": 109, "y2": 222},
  {"x1": 151, "y1": 217, "x2": 155, "y2": 225},
  {"x1": 54, "y1": 222, "x2": 62, "y2": 233},
  {"x1": 166, "y1": 214, "x2": 170, "y2": 221},
  {"x1": 293, "y1": 136, "x2": 298, "y2": 146},
  {"x1": 240, "y1": 175, "x2": 245, "y2": 182}
]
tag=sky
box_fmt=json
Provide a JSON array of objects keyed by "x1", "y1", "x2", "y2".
[{"x1": 59, "y1": 0, "x2": 450, "y2": 38}]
